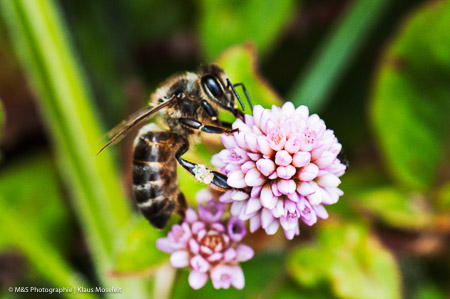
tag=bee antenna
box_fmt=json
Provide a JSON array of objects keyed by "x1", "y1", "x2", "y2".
[{"x1": 227, "y1": 78, "x2": 245, "y2": 111}]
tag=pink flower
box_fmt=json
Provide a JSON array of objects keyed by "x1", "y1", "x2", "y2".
[
  {"x1": 156, "y1": 197, "x2": 254, "y2": 290},
  {"x1": 212, "y1": 102, "x2": 347, "y2": 240}
]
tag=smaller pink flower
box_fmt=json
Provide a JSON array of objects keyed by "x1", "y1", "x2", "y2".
[
  {"x1": 156, "y1": 194, "x2": 254, "y2": 290},
  {"x1": 211, "y1": 265, "x2": 245, "y2": 290},
  {"x1": 198, "y1": 200, "x2": 224, "y2": 223}
]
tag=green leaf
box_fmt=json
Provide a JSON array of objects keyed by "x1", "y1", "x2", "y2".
[
  {"x1": 0, "y1": 153, "x2": 70, "y2": 250},
  {"x1": 287, "y1": 244, "x2": 331, "y2": 288},
  {"x1": 357, "y1": 187, "x2": 432, "y2": 230},
  {"x1": 288, "y1": 222, "x2": 402, "y2": 299},
  {"x1": 198, "y1": 0, "x2": 296, "y2": 60},
  {"x1": 289, "y1": 0, "x2": 389, "y2": 112},
  {"x1": 113, "y1": 217, "x2": 167, "y2": 273},
  {"x1": 371, "y1": 1, "x2": 450, "y2": 191}
]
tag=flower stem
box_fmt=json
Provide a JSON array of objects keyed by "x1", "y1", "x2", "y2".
[{"x1": 0, "y1": 0, "x2": 149, "y2": 297}]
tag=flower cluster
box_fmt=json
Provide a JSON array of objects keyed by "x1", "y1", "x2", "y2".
[
  {"x1": 156, "y1": 198, "x2": 254, "y2": 290},
  {"x1": 211, "y1": 102, "x2": 347, "y2": 239},
  {"x1": 156, "y1": 101, "x2": 346, "y2": 290}
]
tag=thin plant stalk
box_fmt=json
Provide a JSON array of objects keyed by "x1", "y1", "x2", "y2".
[{"x1": 0, "y1": 0, "x2": 149, "y2": 297}]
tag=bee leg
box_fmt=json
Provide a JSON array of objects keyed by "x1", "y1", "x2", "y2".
[
  {"x1": 199, "y1": 101, "x2": 236, "y2": 127},
  {"x1": 233, "y1": 82, "x2": 253, "y2": 110},
  {"x1": 210, "y1": 171, "x2": 230, "y2": 190},
  {"x1": 226, "y1": 78, "x2": 245, "y2": 112},
  {"x1": 201, "y1": 100, "x2": 218, "y2": 121},
  {"x1": 202, "y1": 125, "x2": 238, "y2": 134},
  {"x1": 179, "y1": 118, "x2": 238, "y2": 134},
  {"x1": 175, "y1": 137, "x2": 231, "y2": 190}
]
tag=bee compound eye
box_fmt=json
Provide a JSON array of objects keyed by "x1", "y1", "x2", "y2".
[{"x1": 202, "y1": 76, "x2": 223, "y2": 98}]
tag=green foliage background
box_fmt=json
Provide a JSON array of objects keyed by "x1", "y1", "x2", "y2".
[{"x1": 0, "y1": 0, "x2": 449, "y2": 298}]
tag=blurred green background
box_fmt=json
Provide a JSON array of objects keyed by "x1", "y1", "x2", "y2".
[{"x1": 0, "y1": 0, "x2": 449, "y2": 298}]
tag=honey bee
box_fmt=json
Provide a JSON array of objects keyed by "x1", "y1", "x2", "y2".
[{"x1": 97, "y1": 64, "x2": 252, "y2": 229}]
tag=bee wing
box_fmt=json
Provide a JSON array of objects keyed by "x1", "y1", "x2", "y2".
[{"x1": 96, "y1": 95, "x2": 177, "y2": 156}]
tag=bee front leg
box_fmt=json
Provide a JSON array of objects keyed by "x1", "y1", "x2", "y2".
[
  {"x1": 201, "y1": 100, "x2": 218, "y2": 123},
  {"x1": 175, "y1": 136, "x2": 231, "y2": 190},
  {"x1": 179, "y1": 118, "x2": 238, "y2": 134},
  {"x1": 199, "y1": 100, "x2": 238, "y2": 127}
]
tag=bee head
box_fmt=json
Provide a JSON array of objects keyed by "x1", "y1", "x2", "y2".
[{"x1": 199, "y1": 64, "x2": 244, "y2": 119}]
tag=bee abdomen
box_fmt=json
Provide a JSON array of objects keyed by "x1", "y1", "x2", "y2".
[{"x1": 132, "y1": 128, "x2": 182, "y2": 229}]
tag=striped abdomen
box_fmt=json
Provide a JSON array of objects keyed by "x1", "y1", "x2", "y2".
[{"x1": 132, "y1": 128, "x2": 186, "y2": 229}]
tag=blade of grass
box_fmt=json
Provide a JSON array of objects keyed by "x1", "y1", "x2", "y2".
[
  {"x1": 0, "y1": 199, "x2": 96, "y2": 299},
  {"x1": 0, "y1": 0, "x2": 149, "y2": 296},
  {"x1": 288, "y1": 0, "x2": 389, "y2": 112}
]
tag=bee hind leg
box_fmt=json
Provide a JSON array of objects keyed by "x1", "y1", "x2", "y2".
[
  {"x1": 175, "y1": 136, "x2": 231, "y2": 190},
  {"x1": 210, "y1": 171, "x2": 229, "y2": 191}
]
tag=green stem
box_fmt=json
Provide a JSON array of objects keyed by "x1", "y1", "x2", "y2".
[
  {"x1": 0, "y1": 0, "x2": 149, "y2": 297},
  {"x1": 288, "y1": 0, "x2": 389, "y2": 112}
]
